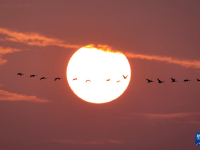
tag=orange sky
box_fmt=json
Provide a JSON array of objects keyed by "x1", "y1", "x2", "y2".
[{"x1": 0, "y1": 0, "x2": 200, "y2": 149}]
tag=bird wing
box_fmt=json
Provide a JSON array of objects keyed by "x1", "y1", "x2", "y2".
[{"x1": 146, "y1": 79, "x2": 151, "y2": 82}]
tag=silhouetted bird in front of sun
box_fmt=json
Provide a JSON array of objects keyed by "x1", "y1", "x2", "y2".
[
  {"x1": 123, "y1": 75, "x2": 128, "y2": 79},
  {"x1": 86, "y1": 80, "x2": 91, "y2": 82},
  {"x1": 54, "y1": 77, "x2": 61, "y2": 81},
  {"x1": 157, "y1": 78, "x2": 164, "y2": 83},
  {"x1": 72, "y1": 78, "x2": 77, "y2": 81},
  {"x1": 183, "y1": 79, "x2": 191, "y2": 82},
  {"x1": 30, "y1": 74, "x2": 37, "y2": 78},
  {"x1": 40, "y1": 77, "x2": 47, "y2": 80},
  {"x1": 197, "y1": 79, "x2": 200, "y2": 81},
  {"x1": 146, "y1": 79, "x2": 154, "y2": 83},
  {"x1": 17, "y1": 73, "x2": 24, "y2": 76},
  {"x1": 171, "y1": 78, "x2": 178, "y2": 82}
]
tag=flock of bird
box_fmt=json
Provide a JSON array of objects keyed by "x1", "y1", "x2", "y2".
[
  {"x1": 17, "y1": 73, "x2": 61, "y2": 81},
  {"x1": 146, "y1": 78, "x2": 200, "y2": 83},
  {"x1": 72, "y1": 75, "x2": 128, "y2": 82},
  {"x1": 17, "y1": 73, "x2": 128, "y2": 82},
  {"x1": 17, "y1": 73, "x2": 199, "y2": 83}
]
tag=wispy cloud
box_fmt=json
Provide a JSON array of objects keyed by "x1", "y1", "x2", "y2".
[
  {"x1": 52, "y1": 139, "x2": 124, "y2": 145},
  {"x1": 0, "y1": 46, "x2": 21, "y2": 65},
  {"x1": 185, "y1": 121, "x2": 200, "y2": 125},
  {"x1": 1, "y1": 27, "x2": 200, "y2": 70},
  {"x1": 0, "y1": 90, "x2": 49, "y2": 102},
  {"x1": 125, "y1": 52, "x2": 200, "y2": 69},
  {"x1": 0, "y1": 58, "x2": 7, "y2": 65},
  {"x1": 136, "y1": 112, "x2": 200, "y2": 119},
  {"x1": 0, "y1": 27, "x2": 81, "y2": 49},
  {"x1": 120, "y1": 112, "x2": 200, "y2": 126},
  {"x1": 0, "y1": 46, "x2": 21, "y2": 55},
  {"x1": 83, "y1": 45, "x2": 200, "y2": 69}
]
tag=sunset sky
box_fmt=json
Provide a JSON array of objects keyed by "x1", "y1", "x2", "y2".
[{"x1": 0, "y1": 0, "x2": 200, "y2": 149}]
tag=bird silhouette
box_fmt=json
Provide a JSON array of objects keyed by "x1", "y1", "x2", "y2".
[
  {"x1": 117, "y1": 80, "x2": 120, "y2": 83},
  {"x1": 157, "y1": 78, "x2": 164, "y2": 83},
  {"x1": 54, "y1": 77, "x2": 61, "y2": 81},
  {"x1": 171, "y1": 78, "x2": 178, "y2": 82},
  {"x1": 146, "y1": 79, "x2": 154, "y2": 83},
  {"x1": 183, "y1": 79, "x2": 191, "y2": 82},
  {"x1": 86, "y1": 80, "x2": 91, "y2": 82},
  {"x1": 123, "y1": 75, "x2": 128, "y2": 79},
  {"x1": 30, "y1": 74, "x2": 37, "y2": 78},
  {"x1": 72, "y1": 78, "x2": 77, "y2": 81},
  {"x1": 17, "y1": 73, "x2": 24, "y2": 76},
  {"x1": 40, "y1": 77, "x2": 47, "y2": 80},
  {"x1": 197, "y1": 79, "x2": 200, "y2": 81},
  {"x1": 106, "y1": 79, "x2": 110, "y2": 81}
]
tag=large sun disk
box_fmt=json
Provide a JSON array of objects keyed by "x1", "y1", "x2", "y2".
[{"x1": 66, "y1": 46, "x2": 131, "y2": 104}]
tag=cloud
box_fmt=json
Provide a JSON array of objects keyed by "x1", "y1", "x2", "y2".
[
  {"x1": 0, "y1": 58, "x2": 7, "y2": 65},
  {"x1": 0, "y1": 46, "x2": 21, "y2": 65},
  {"x1": 1, "y1": 27, "x2": 200, "y2": 69},
  {"x1": 136, "y1": 112, "x2": 200, "y2": 119},
  {"x1": 125, "y1": 52, "x2": 200, "y2": 69},
  {"x1": 119, "y1": 112, "x2": 200, "y2": 126},
  {"x1": 106, "y1": 139, "x2": 124, "y2": 144},
  {"x1": 52, "y1": 139, "x2": 124, "y2": 145},
  {"x1": 83, "y1": 45, "x2": 200, "y2": 69},
  {"x1": 186, "y1": 121, "x2": 200, "y2": 124},
  {"x1": 0, "y1": 90, "x2": 49, "y2": 102},
  {"x1": 0, "y1": 27, "x2": 81, "y2": 49},
  {"x1": 0, "y1": 46, "x2": 21, "y2": 55}
]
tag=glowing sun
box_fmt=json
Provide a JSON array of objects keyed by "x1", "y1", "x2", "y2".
[{"x1": 66, "y1": 45, "x2": 131, "y2": 104}]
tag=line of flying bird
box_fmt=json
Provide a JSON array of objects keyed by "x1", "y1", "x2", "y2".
[
  {"x1": 17, "y1": 73, "x2": 200, "y2": 83},
  {"x1": 17, "y1": 73, "x2": 61, "y2": 81},
  {"x1": 72, "y1": 75, "x2": 128, "y2": 82},
  {"x1": 147, "y1": 78, "x2": 200, "y2": 83},
  {"x1": 17, "y1": 73, "x2": 128, "y2": 82}
]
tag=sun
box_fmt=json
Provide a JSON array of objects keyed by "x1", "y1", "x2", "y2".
[{"x1": 66, "y1": 45, "x2": 131, "y2": 104}]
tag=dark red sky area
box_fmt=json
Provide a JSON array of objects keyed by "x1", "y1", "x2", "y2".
[{"x1": 0, "y1": 0, "x2": 200, "y2": 149}]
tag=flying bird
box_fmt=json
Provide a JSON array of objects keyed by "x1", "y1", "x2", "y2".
[
  {"x1": 55, "y1": 77, "x2": 61, "y2": 81},
  {"x1": 40, "y1": 77, "x2": 47, "y2": 80},
  {"x1": 183, "y1": 79, "x2": 191, "y2": 82},
  {"x1": 106, "y1": 79, "x2": 110, "y2": 81},
  {"x1": 123, "y1": 75, "x2": 128, "y2": 79},
  {"x1": 30, "y1": 74, "x2": 37, "y2": 78},
  {"x1": 86, "y1": 80, "x2": 91, "y2": 82},
  {"x1": 197, "y1": 79, "x2": 200, "y2": 81},
  {"x1": 146, "y1": 79, "x2": 154, "y2": 83},
  {"x1": 157, "y1": 78, "x2": 164, "y2": 83},
  {"x1": 171, "y1": 78, "x2": 178, "y2": 82},
  {"x1": 17, "y1": 73, "x2": 24, "y2": 76},
  {"x1": 73, "y1": 78, "x2": 77, "y2": 81}
]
